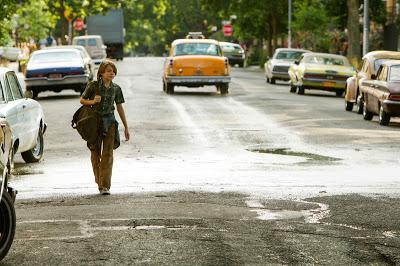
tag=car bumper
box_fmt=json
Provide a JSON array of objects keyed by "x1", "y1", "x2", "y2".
[
  {"x1": 302, "y1": 78, "x2": 346, "y2": 90},
  {"x1": 25, "y1": 74, "x2": 89, "y2": 87},
  {"x1": 165, "y1": 75, "x2": 231, "y2": 85},
  {"x1": 271, "y1": 72, "x2": 290, "y2": 80},
  {"x1": 382, "y1": 100, "x2": 400, "y2": 115}
]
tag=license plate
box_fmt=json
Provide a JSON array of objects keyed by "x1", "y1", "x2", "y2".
[
  {"x1": 322, "y1": 81, "x2": 335, "y2": 87},
  {"x1": 49, "y1": 73, "x2": 62, "y2": 79}
]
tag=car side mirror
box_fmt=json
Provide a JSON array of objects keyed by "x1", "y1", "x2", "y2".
[{"x1": 24, "y1": 90, "x2": 33, "y2": 99}]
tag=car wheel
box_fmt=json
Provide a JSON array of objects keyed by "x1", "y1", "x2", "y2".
[
  {"x1": 379, "y1": 105, "x2": 390, "y2": 126},
  {"x1": 0, "y1": 191, "x2": 16, "y2": 261},
  {"x1": 297, "y1": 85, "x2": 305, "y2": 95},
  {"x1": 363, "y1": 101, "x2": 373, "y2": 121},
  {"x1": 345, "y1": 101, "x2": 354, "y2": 111},
  {"x1": 357, "y1": 94, "x2": 364, "y2": 114},
  {"x1": 266, "y1": 77, "x2": 270, "y2": 83},
  {"x1": 220, "y1": 84, "x2": 229, "y2": 95},
  {"x1": 165, "y1": 83, "x2": 174, "y2": 94},
  {"x1": 32, "y1": 90, "x2": 39, "y2": 99},
  {"x1": 21, "y1": 129, "x2": 44, "y2": 163},
  {"x1": 270, "y1": 78, "x2": 276, "y2": 84},
  {"x1": 335, "y1": 90, "x2": 344, "y2": 97}
]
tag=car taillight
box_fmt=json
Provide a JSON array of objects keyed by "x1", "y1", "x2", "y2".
[
  {"x1": 224, "y1": 58, "x2": 229, "y2": 75},
  {"x1": 389, "y1": 94, "x2": 400, "y2": 101}
]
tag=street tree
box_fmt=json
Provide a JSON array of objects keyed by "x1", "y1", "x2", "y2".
[{"x1": 0, "y1": 0, "x2": 16, "y2": 45}]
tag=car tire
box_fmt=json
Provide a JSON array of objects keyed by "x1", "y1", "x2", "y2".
[
  {"x1": 238, "y1": 62, "x2": 244, "y2": 68},
  {"x1": 0, "y1": 191, "x2": 16, "y2": 261},
  {"x1": 379, "y1": 105, "x2": 390, "y2": 126},
  {"x1": 270, "y1": 78, "x2": 276, "y2": 84},
  {"x1": 166, "y1": 83, "x2": 174, "y2": 94},
  {"x1": 21, "y1": 129, "x2": 44, "y2": 163},
  {"x1": 345, "y1": 101, "x2": 354, "y2": 111},
  {"x1": 266, "y1": 77, "x2": 270, "y2": 83},
  {"x1": 335, "y1": 90, "x2": 344, "y2": 97},
  {"x1": 363, "y1": 101, "x2": 373, "y2": 121},
  {"x1": 220, "y1": 84, "x2": 229, "y2": 95},
  {"x1": 297, "y1": 85, "x2": 305, "y2": 95}
]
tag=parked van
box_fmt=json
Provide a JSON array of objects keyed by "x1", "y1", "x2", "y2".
[{"x1": 72, "y1": 35, "x2": 107, "y2": 65}]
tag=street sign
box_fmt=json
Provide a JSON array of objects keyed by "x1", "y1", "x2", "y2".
[
  {"x1": 73, "y1": 18, "x2": 84, "y2": 31},
  {"x1": 223, "y1": 24, "x2": 232, "y2": 36}
]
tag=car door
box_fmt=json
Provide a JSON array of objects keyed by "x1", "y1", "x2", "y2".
[
  {"x1": 5, "y1": 71, "x2": 35, "y2": 151},
  {"x1": 369, "y1": 66, "x2": 387, "y2": 113}
]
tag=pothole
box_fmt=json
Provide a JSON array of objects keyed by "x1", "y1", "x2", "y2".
[{"x1": 246, "y1": 146, "x2": 341, "y2": 165}]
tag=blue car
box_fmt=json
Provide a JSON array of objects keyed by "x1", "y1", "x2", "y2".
[{"x1": 25, "y1": 49, "x2": 91, "y2": 98}]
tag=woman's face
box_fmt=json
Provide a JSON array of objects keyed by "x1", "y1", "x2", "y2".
[{"x1": 101, "y1": 65, "x2": 116, "y2": 81}]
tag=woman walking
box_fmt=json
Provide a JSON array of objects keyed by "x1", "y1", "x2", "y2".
[{"x1": 80, "y1": 59, "x2": 130, "y2": 195}]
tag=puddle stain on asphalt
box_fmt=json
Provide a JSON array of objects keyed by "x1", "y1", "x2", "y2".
[{"x1": 246, "y1": 146, "x2": 341, "y2": 165}]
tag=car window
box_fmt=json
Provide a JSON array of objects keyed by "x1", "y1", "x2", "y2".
[
  {"x1": 0, "y1": 82, "x2": 5, "y2": 102},
  {"x1": 304, "y1": 55, "x2": 349, "y2": 66},
  {"x1": 276, "y1": 51, "x2": 305, "y2": 60},
  {"x1": 173, "y1": 43, "x2": 221, "y2": 56},
  {"x1": 5, "y1": 72, "x2": 23, "y2": 100},
  {"x1": 76, "y1": 39, "x2": 86, "y2": 46},
  {"x1": 374, "y1": 59, "x2": 389, "y2": 74},
  {"x1": 30, "y1": 51, "x2": 82, "y2": 63},
  {"x1": 389, "y1": 65, "x2": 400, "y2": 81},
  {"x1": 222, "y1": 44, "x2": 242, "y2": 53},
  {"x1": 377, "y1": 66, "x2": 387, "y2": 81},
  {"x1": 88, "y1": 39, "x2": 97, "y2": 47}
]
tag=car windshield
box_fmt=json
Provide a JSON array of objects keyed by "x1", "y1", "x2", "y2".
[
  {"x1": 174, "y1": 43, "x2": 221, "y2": 56},
  {"x1": 30, "y1": 51, "x2": 81, "y2": 63},
  {"x1": 221, "y1": 44, "x2": 242, "y2": 53},
  {"x1": 275, "y1": 51, "x2": 305, "y2": 60},
  {"x1": 304, "y1": 55, "x2": 349, "y2": 66},
  {"x1": 389, "y1": 65, "x2": 400, "y2": 81}
]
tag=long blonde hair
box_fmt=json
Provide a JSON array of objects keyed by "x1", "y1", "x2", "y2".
[{"x1": 97, "y1": 59, "x2": 117, "y2": 81}]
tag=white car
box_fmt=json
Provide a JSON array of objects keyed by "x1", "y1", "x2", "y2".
[
  {"x1": 0, "y1": 67, "x2": 46, "y2": 166},
  {"x1": 0, "y1": 47, "x2": 22, "y2": 62},
  {"x1": 265, "y1": 48, "x2": 311, "y2": 84}
]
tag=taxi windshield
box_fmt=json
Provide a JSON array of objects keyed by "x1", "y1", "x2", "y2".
[{"x1": 173, "y1": 43, "x2": 221, "y2": 56}]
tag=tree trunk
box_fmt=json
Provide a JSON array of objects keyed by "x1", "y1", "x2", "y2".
[
  {"x1": 272, "y1": 15, "x2": 277, "y2": 52},
  {"x1": 267, "y1": 22, "x2": 273, "y2": 57},
  {"x1": 347, "y1": 0, "x2": 361, "y2": 65}
]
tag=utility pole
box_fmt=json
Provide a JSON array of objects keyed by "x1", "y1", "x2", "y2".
[
  {"x1": 288, "y1": 0, "x2": 292, "y2": 48},
  {"x1": 362, "y1": 0, "x2": 369, "y2": 56}
]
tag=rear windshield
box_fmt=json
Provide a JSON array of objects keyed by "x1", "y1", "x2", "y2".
[
  {"x1": 173, "y1": 43, "x2": 221, "y2": 56},
  {"x1": 389, "y1": 65, "x2": 400, "y2": 81},
  {"x1": 374, "y1": 59, "x2": 388, "y2": 74},
  {"x1": 221, "y1": 44, "x2": 242, "y2": 53},
  {"x1": 275, "y1": 51, "x2": 305, "y2": 60},
  {"x1": 303, "y1": 55, "x2": 349, "y2": 66},
  {"x1": 30, "y1": 51, "x2": 82, "y2": 63}
]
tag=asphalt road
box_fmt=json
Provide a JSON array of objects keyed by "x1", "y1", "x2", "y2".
[{"x1": 3, "y1": 57, "x2": 400, "y2": 265}]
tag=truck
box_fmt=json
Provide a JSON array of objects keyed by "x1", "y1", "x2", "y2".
[{"x1": 86, "y1": 9, "x2": 124, "y2": 60}]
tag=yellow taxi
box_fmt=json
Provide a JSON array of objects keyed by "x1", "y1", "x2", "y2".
[{"x1": 162, "y1": 37, "x2": 231, "y2": 94}]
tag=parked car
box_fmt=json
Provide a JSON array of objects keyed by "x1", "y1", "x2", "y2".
[
  {"x1": 0, "y1": 118, "x2": 16, "y2": 261},
  {"x1": 219, "y1": 42, "x2": 246, "y2": 67},
  {"x1": 265, "y1": 48, "x2": 310, "y2": 84},
  {"x1": 162, "y1": 38, "x2": 231, "y2": 94},
  {"x1": 0, "y1": 67, "x2": 46, "y2": 164},
  {"x1": 25, "y1": 49, "x2": 90, "y2": 98},
  {"x1": 360, "y1": 60, "x2": 400, "y2": 125},
  {"x1": 345, "y1": 50, "x2": 400, "y2": 113},
  {"x1": 0, "y1": 47, "x2": 22, "y2": 62},
  {"x1": 72, "y1": 35, "x2": 107, "y2": 65},
  {"x1": 44, "y1": 45, "x2": 95, "y2": 80},
  {"x1": 288, "y1": 52, "x2": 356, "y2": 96}
]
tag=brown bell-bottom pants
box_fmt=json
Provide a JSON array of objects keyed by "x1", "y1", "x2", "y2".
[{"x1": 91, "y1": 123, "x2": 115, "y2": 190}]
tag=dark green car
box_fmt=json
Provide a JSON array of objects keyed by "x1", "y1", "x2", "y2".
[{"x1": 220, "y1": 42, "x2": 245, "y2": 68}]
